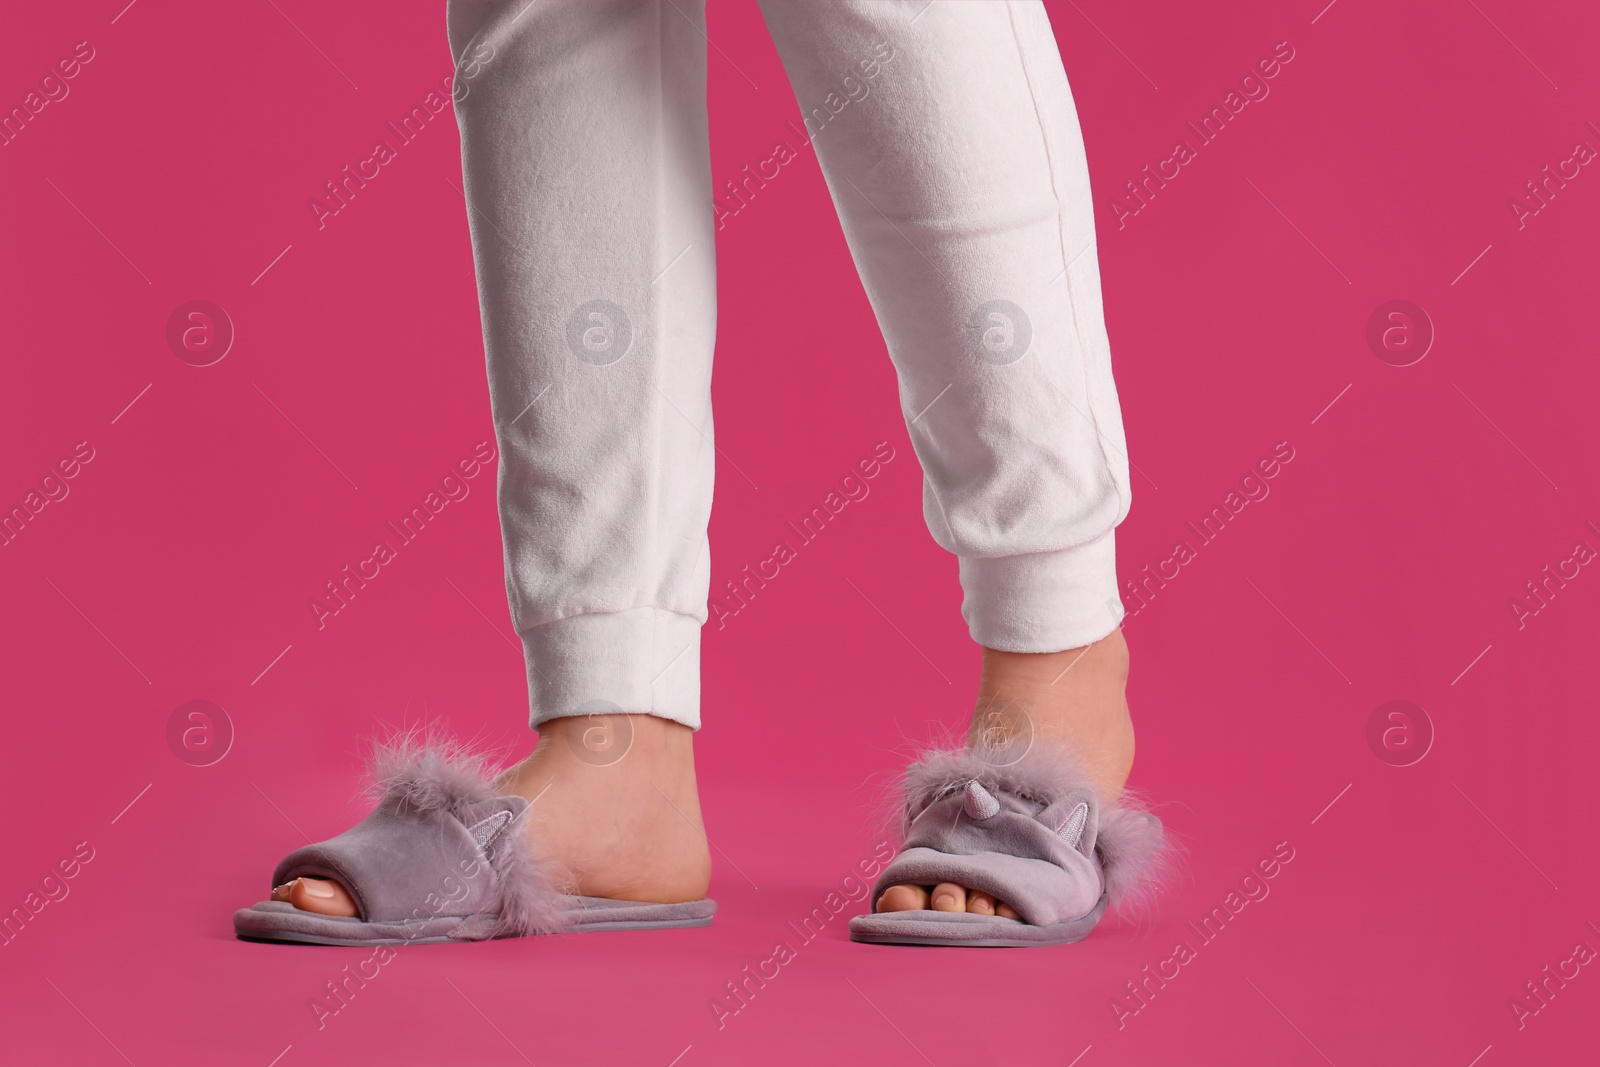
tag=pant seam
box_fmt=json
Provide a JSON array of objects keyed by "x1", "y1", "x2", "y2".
[
  {"x1": 646, "y1": 0, "x2": 669, "y2": 716},
  {"x1": 516, "y1": 604, "x2": 701, "y2": 636},
  {"x1": 1006, "y1": 0, "x2": 1125, "y2": 522}
]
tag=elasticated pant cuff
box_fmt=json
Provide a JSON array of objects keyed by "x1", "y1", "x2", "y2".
[
  {"x1": 521, "y1": 608, "x2": 702, "y2": 731},
  {"x1": 959, "y1": 529, "x2": 1122, "y2": 653}
]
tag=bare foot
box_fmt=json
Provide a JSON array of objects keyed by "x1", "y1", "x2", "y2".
[
  {"x1": 876, "y1": 629, "x2": 1133, "y2": 919},
  {"x1": 273, "y1": 714, "x2": 712, "y2": 917},
  {"x1": 495, "y1": 714, "x2": 712, "y2": 903},
  {"x1": 270, "y1": 876, "x2": 357, "y2": 916},
  {"x1": 969, "y1": 627, "x2": 1134, "y2": 798},
  {"x1": 874, "y1": 881, "x2": 1020, "y2": 920}
]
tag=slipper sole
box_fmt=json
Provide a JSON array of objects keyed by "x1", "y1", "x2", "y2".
[
  {"x1": 233, "y1": 896, "x2": 716, "y2": 946},
  {"x1": 847, "y1": 892, "x2": 1107, "y2": 947}
]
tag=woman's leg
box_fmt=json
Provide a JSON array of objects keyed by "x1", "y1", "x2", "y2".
[
  {"x1": 453, "y1": 0, "x2": 715, "y2": 733},
  {"x1": 757, "y1": 0, "x2": 1135, "y2": 915},
  {"x1": 276, "y1": 0, "x2": 716, "y2": 915}
]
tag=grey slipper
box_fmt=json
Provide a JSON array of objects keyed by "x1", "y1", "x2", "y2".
[
  {"x1": 233, "y1": 735, "x2": 715, "y2": 946},
  {"x1": 848, "y1": 739, "x2": 1168, "y2": 947}
]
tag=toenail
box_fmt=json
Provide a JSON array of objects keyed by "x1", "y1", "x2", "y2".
[{"x1": 300, "y1": 879, "x2": 335, "y2": 898}]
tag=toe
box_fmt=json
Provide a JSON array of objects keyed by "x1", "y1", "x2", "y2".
[
  {"x1": 930, "y1": 883, "x2": 966, "y2": 913},
  {"x1": 965, "y1": 890, "x2": 996, "y2": 916},
  {"x1": 282, "y1": 877, "x2": 359, "y2": 917},
  {"x1": 996, "y1": 901, "x2": 1021, "y2": 920},
  {"x1": 876, "y1": 884, "x2": 931, "y2": 912}
]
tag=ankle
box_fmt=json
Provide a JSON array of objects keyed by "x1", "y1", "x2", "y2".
[
  {"x1": 534, "y1": 712, "x2": 696, "y2": 766},
  {"x1": 976, "y1": 629, "x2": 1129, "y2": 693},
  {"x1": 494, "y1": 714, "x2": 712, "y2": 903},
  {"x1": 969, "y1": 629, "x2": 1134, "y2": 798},
  {"x1": 498, "y1": 713, "x2": 696, "y2": 788}
]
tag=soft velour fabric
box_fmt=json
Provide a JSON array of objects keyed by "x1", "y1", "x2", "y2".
[
  {"x1": 233, "y1": 734, "x2": 715, "y2": 946},
  {"x1": 446, "y1": 0, "x2": 1134, "y2": 733},
  {"x1": 270, "y1": 794, "x2": 538, "y2": 928},
  {"x1": 849, "y1": 739, "x2": 1169, "y2": 947}
]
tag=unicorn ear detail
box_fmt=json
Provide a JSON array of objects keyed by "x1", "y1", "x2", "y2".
[
  {"x1": 1037, "y1": 789, "x2": 1098, "y2": 854},
  {"x1": 466, "y1": 809, "x2": 515, "y2": 855},
  {"x1": 1053, "y1": 801, "x2": 1089, "y2": 850},
  {"x1": 963, "y1": 780, "x2": 1001, "y2": 821}
]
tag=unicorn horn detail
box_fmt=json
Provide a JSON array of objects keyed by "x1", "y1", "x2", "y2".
[{"x1": 963, "y1": 780, "x2": 1001, "y2": 821}]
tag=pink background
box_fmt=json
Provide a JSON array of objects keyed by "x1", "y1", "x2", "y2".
[{"x1": 3, "y1": 1, "x2": 1598, "y2": 1064}]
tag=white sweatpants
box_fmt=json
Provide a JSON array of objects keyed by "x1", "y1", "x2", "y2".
[{"x1": 447, "y1": 0, "x2": 1131, "y2": 731}]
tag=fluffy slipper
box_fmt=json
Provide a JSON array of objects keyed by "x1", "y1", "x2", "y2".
[
  {"x1": 848, "y1": 738, "x2": 1168, "y2": 947},
  {"x1": 233, "y1": 734, "x2": 715, "y2": 946}
]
